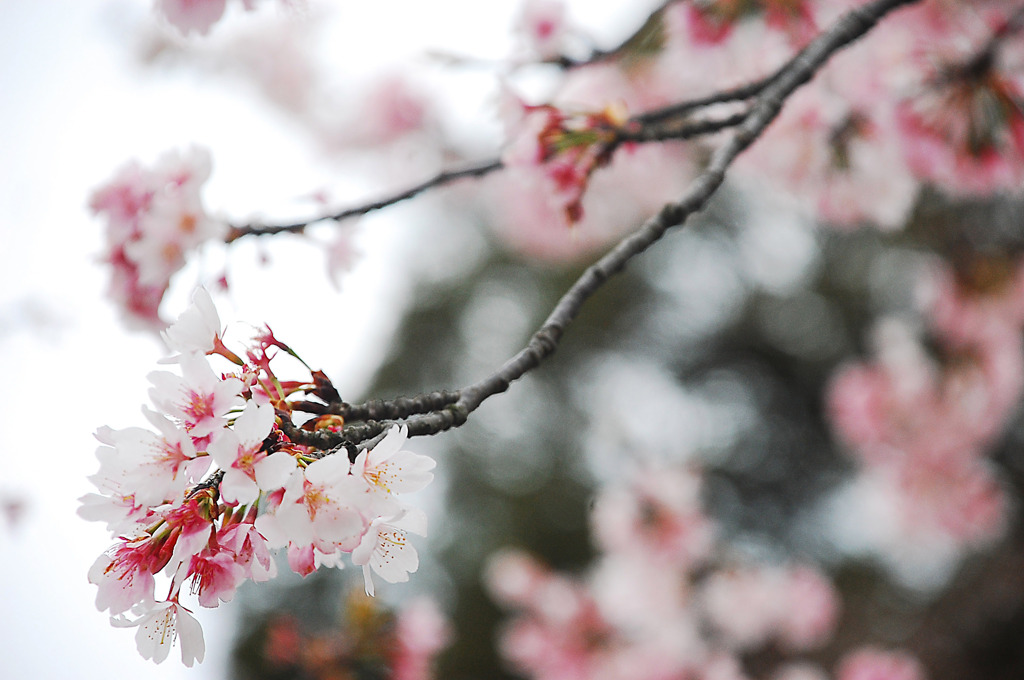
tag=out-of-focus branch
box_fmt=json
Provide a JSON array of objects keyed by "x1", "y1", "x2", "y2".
[
  {"x1": 546, "y1": 0, "x2": 681, "y2": 69},
  {"x1": 225, "y1": 159, "x2": 503, "y2": 242},
  {"x1": 251, "y1": 0, "x2": 922, "y2": 454},
  {"x1": 620, "y1": 110, "x2": 751, "y2": 144},
  {"x1": 221, "y1": 101, "x2": 754, "y2": 243},
  {"x1": 427, "y1": 0, "x2": 680, "y2": 71},
  {"x1": 632, "y1": 70, "x2": 782, "y2": 126},
  {"x1": 350, "y1": 0, "x2": 922, "y2": 447}
]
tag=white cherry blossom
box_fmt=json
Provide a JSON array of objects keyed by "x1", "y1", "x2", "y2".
[
  {"x1": 113, "y1": 600, "x2": 206, "y2": 667},
  {"x1": 208, "y1": 400, "x2": 294, "y2": 505},
  {"x1": 162, "y1": 287, "x2": 222, "y2": 357},
  {"x1": 352, "y1": 424, "x2": 436, "y2": 496},
  {"x1": 351, "y1": 508, "x2": 428, "y2": 596},
  {"x1": 258, "y1": 457, "x2": 367, "y2": 551}
]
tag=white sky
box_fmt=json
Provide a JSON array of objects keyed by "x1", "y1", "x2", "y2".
[{"x1": 0, "y1": 0, "x2": 649, "y2": 676}]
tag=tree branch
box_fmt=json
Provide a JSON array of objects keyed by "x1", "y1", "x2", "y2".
[
  {"x1": 379, "y1": 0, "x2": 921, "y2": 444},
  {"x1": 237, "y1": 0, "x2": 922, "y2": 457},
  {"x1": 225, "y1": 159, "x2": 503, "y2": 242},
  {"x1": 546, "y1": 0, "x2": 681, "y2": 69}
]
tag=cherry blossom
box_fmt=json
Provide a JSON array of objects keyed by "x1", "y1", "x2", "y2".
[
  {"x1": 147, "y1": 351, "x2": 243, "y2": 438},
  {"x1": 88, "y1": 540, "x2": 160, "y2": 616},
  {"x1": 256, "y1": 454, "x2": 366, "y2": 551},
  {"x1": 155, "y1": 0, "x2": 275, "y2": 37},
  {"x1": 113, "y1": 599, "x2": 206, "y2": 667},
  {"x1": 161, "y1": 287, "x2": 222, "y2": 356},
  {"x1": 892, "y1": 7, "x2": 1024, "y2": 194},
  {"x1": 86, "y1": 290, "x2": 438, "y2": 665},
  {"x1": 156, "y1": 0, "x2": 229, "y2": 35},
  {"x1": 516, "y1": 0, "x2": 569, "y2": 60},
  {"x1": 351, "y1": 508, "x2": 428, "y2": 596},
  {"x1": 175, "y1": 546, "x2": 247, "y2": 608},
  {"x1": 351, "y1": 424, "x2": 436, "y2": 497},
  {"x1": 836, "y1": 648, "x2": 927, "y2": 680},
  {"x1": 218, "y1": 521, "x2": 278, "y2": 582},
  {"x1": 488, "y1": 466, "x2": 840, "y2": 680},
  {"x1": 83, "y1": 0, "x2": 1024, "y2": 672},
  {"x1": 97, "y1": 409, "x2": 206, "y2": 508},
  {"x1": 699, "y1": 565, "x2": 839, "y2": 652},
  {"x1": 207, "y1": 400, "x2": 294, "y2": 505},
  {"x1": 91, "y1": 147, "x2": 223, "y2": 328},
  {"x1": 392, "y1": 597, "x2": 454, "y2": 680},
  {"x1": 501, "y1": 99, "x2": 625, "y2": 225}
]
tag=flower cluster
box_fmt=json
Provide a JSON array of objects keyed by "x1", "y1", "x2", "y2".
[
  {"x1": 485, "y1": 466, "x2": 889, "y2": 680},
  {"x1": 680, "y1": 0, "x2": 817, "y2": 47},
  {"x1": 494, "y1": 0, "x2": 1024, "y2": 245},
  {"x1": 502, "y1": 99, "x2": 627, "y2": 225},
  {"x1": 90, "y1": 147, "x2": 224, "y2": 329},
  {"x1": 80, "y1": 288, "x2": 436, "y2": 665},
  {"x1": 720, "y1": 0, "x2": 1024, "y2": 227},
  {"x1": 828, "y1": 255, "x2": 1024, "y2": 571}
]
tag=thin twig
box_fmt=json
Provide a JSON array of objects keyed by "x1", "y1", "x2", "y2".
[
  {"x1": 221, "y1": 105, "x2": 749, "y2": 244},
  {"x1": 548, "y1": 0, "x2": 681, "y2": 69},
  {"x1": 225, "y1": 159, "x2": 502, "y2": 242}
]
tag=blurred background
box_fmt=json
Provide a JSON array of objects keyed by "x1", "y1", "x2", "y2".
[{"x1": 5, "y1": 1, "x2": 1024, "y2": 679}]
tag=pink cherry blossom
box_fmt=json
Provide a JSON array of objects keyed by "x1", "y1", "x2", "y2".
[
  {"x1": 79, "y1": 428, "x2": 156, "y2": 533},
  {"x1": 776, "y1": 565, "x2": 842, "y2": 650},
  {"x1": 101, "y1": 409, "x2": 206, "y2": 508},
  {"x1": 500, "y1": 99, "x2": 625, "y2": 226},
  {"x1": 392, "y1": 597, "x2": 453, "y2": 680},
  {"x1": 591, "y1": 466, "x2": 715, "y2": 567},
  {"x1": 890, "y1": 9, "x2": 1024, "y2": 194},
  {"x1": 89, "y1": 540, "x2": 160, "y2": 616},
  {"x1": 176, "y1": 546, "x2": 247, "y2": 608},
  {"x1": 148, "y1": 352, "x2": 243, "y2": 438},
  {"x1": 836, "y1": 647, "x2": 927, "y2": 680},
  {"x1": 674, "y1": 0, "x2": 817, "y2": 48},
  {"x1": 491, "y1": 78, "x2": 692, "y2": 261},
  {"x1": 156, "y1": 0, "x2": 228, "y2": 36},
  {"x1": 218, "y1": 521, "x2": 277, "y2": 582},
  {"x1": 77, "y1": 487, "x2": 149, "y2": 535},
  {"x1": 485, "y1": 548, "x2": 551, "y2": 607},
  {"x1": 165, "y1": 496, "x2": 217, "y2": 566},
  {"x1": 516, "y1": 0, "x2": 569, "y2": 60},
  {"x1": 90, "y1": 147, "x2": 223, "y2": 328},
  {"x1": 699, "y1": 566, "x2": 787, "y2": 651},
  {"x1": 735, "y1": 80, "x2": 917, "y2": 229},
  {"x1": 348, "y1": 76, "x2": 431, "y2": 146}
]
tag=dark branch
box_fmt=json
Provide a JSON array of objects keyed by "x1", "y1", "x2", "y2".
[
  {"x1": 631, "y1": 72, "x2": 781, "y2": 126},
  {"x1": 328, "y1": 390, "x2": 462, "y2": 422},
  {"x1": 547, "y1": 0, "x2": 681, "y2": 69},
  {"x1": 227, "y1": 0, "x2": 921, "y2": 456},
  {"x1": 620, "y1": 110, "x2": 750, "y2": 144},
  {"x1": 386, "y1": 0, "x2": 922, "y2": 442},
  {"x1": 226, "y1": 159, "x2": 502, "y2": 242},
  {"x1": 220, "y1": 1, "x2": 907, "y2": 246}
]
